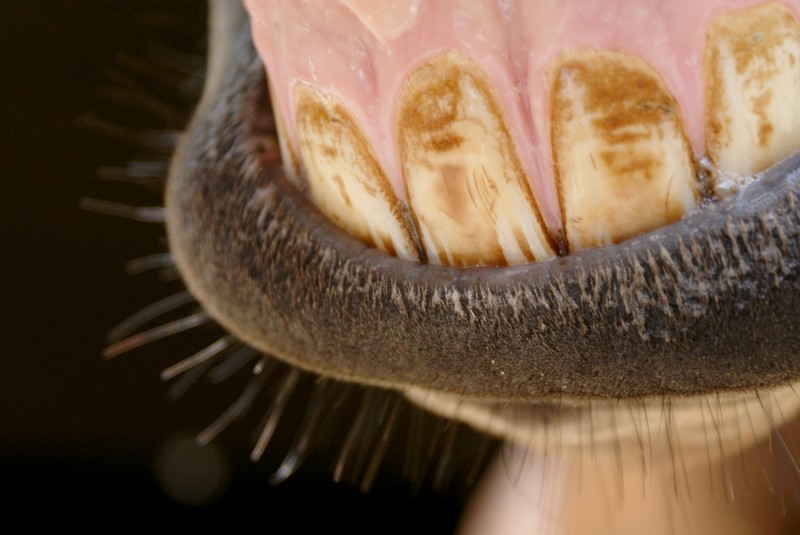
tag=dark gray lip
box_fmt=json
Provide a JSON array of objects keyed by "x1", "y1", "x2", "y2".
[{"x1": 166, "y1": 5, "x2": 800, "y2": 403}]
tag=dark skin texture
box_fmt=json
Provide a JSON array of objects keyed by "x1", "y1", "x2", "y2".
[{"x1": 167, "y1": 3, "x2": 800, "y2": 407}]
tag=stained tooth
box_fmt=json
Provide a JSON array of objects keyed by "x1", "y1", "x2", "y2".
[
  {"x1": 295, "y1": 86, "x2": 419, "y2": 260},
  {"x1": 551, "y1": 51, "x2": 699, "y2": 253},
  {"x1": 706, "y1": 3, "x2": 800, "y2": 188},
  {"x1": 398, "y1": 52, "x2": 555, "y2": 268}
]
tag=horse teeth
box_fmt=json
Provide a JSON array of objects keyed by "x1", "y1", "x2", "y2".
[
  {"x1": 296, "y1": 86, "x2": 419, "y2": 260},
  {"x1": 706, "y1": 3, "x2": 800, "y2": 192},
  {"x1": 399, "y1": 52, "x2": 555, "y2": 267},
  {"x1": 247, "y1": 0, "x2": 800, "y2": 265},
  {"x1": 551, "y1": 51, "x2": 699, "y2": 253}
]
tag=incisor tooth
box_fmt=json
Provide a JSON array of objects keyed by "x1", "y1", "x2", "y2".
[
  {"x1": 706, "y1": 3, "x2": 800, "y2": 187},
  {"x1": 295, "y1": 86, "x2": 419, "y2": 260},
  {"x1": 551, "y1": 51, "x2": 699, "y2": 253},
  {"x1": 399, "y1": 52, "x2": 556, "y2": 267}
]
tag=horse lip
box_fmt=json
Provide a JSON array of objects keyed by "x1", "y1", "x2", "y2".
[{"x1": 166, "y1": 3, "x2": 800, "y2": 403}]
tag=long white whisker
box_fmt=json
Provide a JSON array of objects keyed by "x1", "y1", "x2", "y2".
[
  {"x1": 103, "y1": 310, "x2": 210, "y2": 359},
  {"x1": 756, "y1": 390, "x2": 800, "y2": 477},
  {"x1": 705, "y1": 395, "x2": 735, "y2": 502},
  {"x1": 124, "y1": 252, "x2": 176, "y2": 275},
  {"x1": 334, "y1": 388, "x2": 377, "y2": 483},
  {"x1": 250, "y1": 368, "x2": 302, "y2": 462},
  {"x1": 196, "y1": 357, "x2": 274, "y2": 446},
  {"x1": 107, "y1": 290, "x2": 194, "y2": 343},
  {"x1": 269, "y1": 378, "x2": 337, "y2": 485},
  {"x1": 80, "y1": 197, "x2": 166, "y2": 222},
  {"x1": 208, "y1": 344, "x2": 259, "y2": 384},
  {"x1": 360, "y1": 397, "x2": 402, "y2": 493},
  {"x1": 160, "y1": 335, "x2": 235, "y2": 380},
  {"x1": 167, "y1": 355, "x2": 217, "y2": 401},
  {"x1": 78, "y1": 113, "x2": 179, "y2": 152}
]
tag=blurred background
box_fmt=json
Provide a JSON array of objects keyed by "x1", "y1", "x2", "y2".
[{"x1": 1, "y1": 1, "x2": 464, "y2": 529}]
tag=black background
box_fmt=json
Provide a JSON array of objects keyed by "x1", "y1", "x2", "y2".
[{"x1": 1, "y1": 1, "x2": 462, "y2": 530}]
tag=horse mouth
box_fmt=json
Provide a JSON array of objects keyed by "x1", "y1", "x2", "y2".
[{"x1": 165, "y1": 1, "x2": 800, "y2": 455}]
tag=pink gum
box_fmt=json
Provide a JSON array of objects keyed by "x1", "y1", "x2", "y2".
[{"x1": 244, "y1": 0, "x2": 800, "y2": 232}]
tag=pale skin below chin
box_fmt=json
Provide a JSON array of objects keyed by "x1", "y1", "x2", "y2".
[{"x1": 460, "y1": 443, "x2": 792, "y2": 535}]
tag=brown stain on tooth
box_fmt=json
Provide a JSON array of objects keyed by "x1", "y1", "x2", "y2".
[
  {"x1": 295, "y1": 86, "x2": 419, "y2": 261},
  {"x1": 399, "y1": 52, "x2": 555, "y2": 268},
  {"x1": 706, "y1": 3, "x2": 800, "y2": 184},
  {"x1": 551, "y1": 50, "x2": 699, "y2": 253}
]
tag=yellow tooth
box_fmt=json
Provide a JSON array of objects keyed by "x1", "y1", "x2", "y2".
[
  {"x1": 295, "y1": 86, "x2": 419, "y2": 260},
  {"x1": 706, "y1": 3, "x2": 800, "y2": 189},
  {"x1": 398, "y1": 52, "x2": 555, "y2": 268},
  {"x1": 551, "y1": 51, "x2": 699, "y2": 253}
]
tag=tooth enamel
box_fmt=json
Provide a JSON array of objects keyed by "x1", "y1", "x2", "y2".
[
  {"x1": 398, "y1": 52, "x2": 555, "y2": 267},
  {"x1": 295, "y1": 86, "x2": 419, "y2": 260},
  {"x1": 551, "y1": 51, "x2": 699, "y2": 253},
  {"x1": 706, "y1": 3, "x2": 800, "y2": 187}
]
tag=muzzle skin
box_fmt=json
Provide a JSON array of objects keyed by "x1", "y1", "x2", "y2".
[{"x1": 167, "y1": 1, "x2": 800, "y2": 405}]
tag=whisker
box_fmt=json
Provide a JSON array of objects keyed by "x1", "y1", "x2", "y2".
[
  {"x1": 627, "y1": 402, "x2": 648, "y2": 497},
  {"x1": 334, "y1": 388, "x2": 378, "y2": 483},
  {"x1": 663, "y1": 397, "x2": 691, "y2": 501},
  {"x1": 462, "y1": 432, "x2": 495, "y2": 490},
  {"x1": 124, "y1": 252, "x2": 176, "y2": 275},
  {"x1": 757, "y1": 391, "x2": 800, "y2": 478},
  {"x1": 196, "y1": 357, "x2": 275, "y2": 446},
  {"x1": 403, "y1": 401, "x2": 426, "y2": 488},
  {"x1": 96, "y1": 173, "x2": 166, "y2": 190},
  {"x1": 432, "y1": 422, "x2": 459, "y2": 493},
  {"x1": 732, "y1": 399, "x2": 751, "y2": 492},
  {"x1": 743, "y1": 395, "x2": 777, "y2": 495},
  {"x1": 420, "y1": 408, "x2": 448, "y2": 483},
  {"x1": 97, "y1": 161, "x2": 170, "y2": 189},
  {"x1": 208, "y1": 344, "x2": 259, "y2": 384},
  {"x1": 116, "y1": 51, "x2": 197, "y2": 93},
  {"x1": 359, "y1": 396, "x2": 402, "y2": 493},
  {"x1": 157, "y1": 266, "x2": 181, "y2": 282},
  {"x1": 269, "y1": 378, "x2": 338, "y2": 485},
  {"x1": 250, "y1": 368, "x2": 302, "y2": 462},
  {"x1": 97, "y1": 74, "x2": 186, "y2": 127},
  {"x1": 107, "y1": 290, "x2": 194, "y2": 342},
  {"x1": 609, "y1": 406, "x2": 625, "y2": 501},
  {"x1": 77, "y1": 113, "x2": 179, "y2": 152},
  {"x1": 143, "y1": 41, "x2": 206, "y2": 75},
  {"x1": 167, "y1": 355, "x2": 217, "y2": 401},
  {"x1": 773, "y1": 390, "x2": 800, "y2": 462},
  {"x1": 349, "y1": 391, "x2": 395, "y2": 485},
  {"x1": 80, "y1": 197, "x2": 166, "y2": 223},
  {"x1": 160, "y1": 335, "x2": 235, "y2": 381},
  {"x1": 705, "y1": 395, "x2": 735, "y2": 502},
  {"x1": 103, "y1": 310, "x2": 210, "y2": 359},
  {"x1": 700, "y1": 397, "x2": 716, "y2": 496}
]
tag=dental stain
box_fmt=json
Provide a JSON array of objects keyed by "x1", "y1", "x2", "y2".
[
  {"x1": 551, "y1": 50, "x2": 699, "y2": 252},
  {"x1": 296, "y1": 85, "x2": 418, "y2": 260},
  {"x1": 706, "y1": 3, "x2": 800, "y2": 182},
  {"x1": 398, "y1": 52, "x2": 555, "y2": 267}
]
